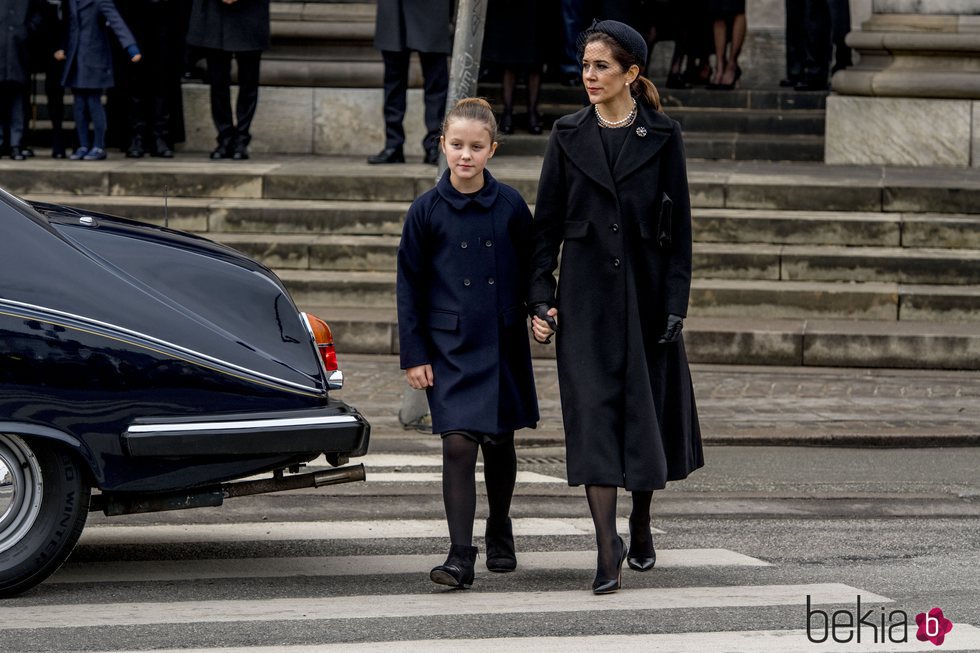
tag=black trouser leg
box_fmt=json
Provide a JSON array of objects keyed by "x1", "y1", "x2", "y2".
[
  {"x1": 233, "y1": 50, "x2": 261, "y2": 148},
  {"x1": 442, "y1": 433, "x2": 479, "y2": 546},
  {"x1": 802, "y1": 0, "x2": 831, "y2": 84},
  {"x1": 418, "y1": 51, "x2": 448, "y2": 152},
  {"x1": 46, "y1": 62, "x2": 65, "y2": 153},
  {"x1": 826, "y1": 0, "x2": 852, "y2": 73},
  {"x1": 205, "y1": 49, "x2": 235, "y2": 149},
  {"x1": 381, "y1": 50, "x2": 410, "y2": 150},
  {"x1": 785, "y1": 0, "x2": 806, "y2": 81}
]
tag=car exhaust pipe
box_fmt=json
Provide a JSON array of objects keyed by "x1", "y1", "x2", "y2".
[{"x1": 92, "y1": 464, "x2": 366, "y2": 516}]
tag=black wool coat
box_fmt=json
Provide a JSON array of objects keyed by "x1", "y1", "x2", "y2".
[
  {"x1": 186, "y1": 0, "x2": 270, "y2": 52},
  {"x1": 373, "y1": 0, "x2": 452, "y2": 54},
  {"x1": 397, "y1": 170, "x2": 539, "y2": 436},
  {"x1": 529, "y1": 102, "x2": 703, "y2": 491},
  {"x1": 0, "y1": 0, "x2": 43, "y2": 84}
]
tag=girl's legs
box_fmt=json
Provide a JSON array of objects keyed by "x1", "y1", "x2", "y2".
[
  {"x1": 88, "y1": 92, "x2": 108, "y2": 150},
  {"x1": 585, "y1": 484, "x2": 625, "y2": 591},
  {"x1": 482, "y1": 433, "x2": 518, "y2": 570},
  {"x1": 73, "y1": 89, "x2": 92, "y2": 150},
  {"x1": 441, "y1": 432, "x2": 479, "y2": 546}
]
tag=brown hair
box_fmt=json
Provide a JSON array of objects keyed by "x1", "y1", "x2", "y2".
[
  {"x1": 580, "y1": 32, "x2": 662, "y2": 111},
  {"x1": 442, "y1": 97, "x2": 498, "y2": 142}
]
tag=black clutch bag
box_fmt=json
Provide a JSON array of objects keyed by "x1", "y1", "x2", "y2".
[{"x1": 657, "y1": 192, "x2": 672, "y2": 248}]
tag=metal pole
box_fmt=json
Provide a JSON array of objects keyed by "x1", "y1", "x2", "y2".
[{"x1": 438, "y1": 0, "x2": 489, "y2": 177}]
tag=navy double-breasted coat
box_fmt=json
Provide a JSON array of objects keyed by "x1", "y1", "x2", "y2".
[
  {"x1": 397, "y1": 170, "x2": 539, "y2": 436},
  {"x1": 61, "y1": 0, "x2": 135, "y2": 89},
  {"x1": 529, "y1": 102, "x2": 703, "y2": 491}
]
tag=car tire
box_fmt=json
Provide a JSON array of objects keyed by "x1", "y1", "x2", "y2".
[{"x1": 0, "y1": 434, "x2": 90, "y2": 597}]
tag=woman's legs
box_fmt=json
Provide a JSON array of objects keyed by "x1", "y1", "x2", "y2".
[
  {"x1": 441, "y1": 432, "x2": 479, "y2": 546},
  {"x1": 526, "y1": 68, "x2": 542, "y2": 134},
  {"x1": 500, "y1": 68, "x2": 516, "y2": 134},
  {"x1": 585, "y1": 484, "x2": 625, "y2": 591},
  {"x1": 710, "y1": 19, "x2": 728, "y2": 84},
  {"x1": 628, "y1": 490, "x2": 656, "y2": 570},
  {"x1": 719, "y1": 13, "x2": 746, "y2": 85}
]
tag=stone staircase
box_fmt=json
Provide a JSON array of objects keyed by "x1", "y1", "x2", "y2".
[{"x1": 8, "y1": 156, "x2": 979, "y2": 370}]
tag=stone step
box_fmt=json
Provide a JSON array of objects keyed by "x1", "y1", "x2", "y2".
[
  {"x1": 300, "y1": 306, "x2": 980, "y2": 371},
  {"x1": 214, "y1": 233, "x2": 980, "y2": 286},
  {"x1": 276, "y1": 270, "x2": 980, "y2": 322},
  {"x1": 32, "y1": 195, "x2": 980, "y2": 250}
]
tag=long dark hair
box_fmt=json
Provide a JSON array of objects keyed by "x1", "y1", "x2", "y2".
[{"x1": 579, "y1": 31, "x2": 662, "y2": 111}]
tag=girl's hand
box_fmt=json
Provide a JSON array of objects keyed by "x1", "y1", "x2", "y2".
[
  {"x1": 406, "y1": 364, "x2": 434, "y2": 389},
  {"x1": 531, "y1": 308, "x2": 558, "y2": 344},
  {"x1": 131, "y1": 53, "x2": 142, "y2": 63},
  {"x1": 54, "y1": 50, "x2": 65, "y2": 61}
]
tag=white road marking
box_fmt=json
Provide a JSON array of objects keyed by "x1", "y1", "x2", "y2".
[
  {"x1": 366, "y1": 471, "x2": 564, "y2": 483},
  {"x1": 78, "y1": 518, "x2": 662, "y2": 545},
  {"x1": 103, "y1": 625, "x2": 980, "y2": 653},
  {"x1": 0, "y1": 584, "x2": 889, "y2": 630},
  {"x1": 51, "y1": 548, "x2": 769, "y2": 584}
]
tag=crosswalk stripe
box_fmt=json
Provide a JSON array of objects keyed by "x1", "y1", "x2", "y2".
[
  {"x1": 78, "y1": 518, "x2": 663, "y2": 545},
  {"x1": 102, "y1": 625, "x2": 980, "y2": 653},
  {"x1": 366, "y1": 471, "x2": 564, "y2": 483},
  {"x1": 0, "y1": 583, "x2": 889, "y2": 630},
  {"x1": 51, "y1": 548, "x2": 769, "y2": 584}
]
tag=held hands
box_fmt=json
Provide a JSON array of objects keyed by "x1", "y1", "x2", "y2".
[
  {"x1": 405, "y1": 364, "x2": 434, "y2": 390},
  {"x1": 531, "y1": 303, "x2": 558, "y2": 344},
  {"x1": 658, "y1": 314, "x2": 684, "y2": 344}
]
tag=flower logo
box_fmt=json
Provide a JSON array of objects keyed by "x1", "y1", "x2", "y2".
[{"x1": 916, "y1": 607, "x2": 954, "y2": 646}]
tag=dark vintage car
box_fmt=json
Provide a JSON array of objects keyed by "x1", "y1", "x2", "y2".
[{"x1": 0, "y1": 187, "x2": 370, "y2": 596}]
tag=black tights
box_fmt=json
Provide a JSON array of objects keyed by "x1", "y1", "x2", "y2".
[
  {"x1": 585, "y1": 486, "x2": 654, "y2": 572},
  {"x1": 442, "y1": 432, "x2": 517, "y2": 546}
]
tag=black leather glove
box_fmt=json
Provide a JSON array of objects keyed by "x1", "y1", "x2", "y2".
[
  {"x1": 531, "y1": 302, "x2": 558, "y2": 333},
  {"x1": 657, "y1": 314, "x2": 684, "y2": 344}
]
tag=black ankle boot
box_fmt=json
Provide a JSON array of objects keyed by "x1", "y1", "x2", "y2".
[
  {"x1": 627, "y1": 522, "x2": 656, "y2": 572},
  {"x1": 430, "y1": 544, "x2": 478, "y2": 589},
  {"x1": 592, "y1": 535, "x2": 627, "y2": 595},
  {"x1": 485, "y1": 517, "x2": 516, "y2": 572}
]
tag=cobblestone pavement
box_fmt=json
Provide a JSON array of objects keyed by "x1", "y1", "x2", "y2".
[{"x1": 337, "y1": 355, "x2": 980, "y2": 447}]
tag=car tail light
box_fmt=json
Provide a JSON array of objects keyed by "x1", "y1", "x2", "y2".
[{"x1": 303, "y1": 312, "x2": 338, "y2": 371}]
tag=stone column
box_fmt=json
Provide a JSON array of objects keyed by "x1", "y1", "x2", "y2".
[{"x1": 825, "y1": 0, "x2": 980, "y2": 167}]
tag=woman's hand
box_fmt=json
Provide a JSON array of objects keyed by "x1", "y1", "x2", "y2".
[
  {"x1": 531, "y1": 307, "x2": 558, "y2": 344},
  {"x1": 405, "y1": 364, "x2": 434, "y2": 389},
  {"x1": 53, "y1": 50, "x2": 65, "y2": 61}
]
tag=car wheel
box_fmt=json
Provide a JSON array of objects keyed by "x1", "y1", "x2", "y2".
[{"x1": 0, "y1": 434, "x2": 90, "y2": 597}]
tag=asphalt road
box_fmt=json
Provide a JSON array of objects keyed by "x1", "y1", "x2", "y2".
[{"x1": 2, "y1": 442, "x2": 979, "y2": 652}]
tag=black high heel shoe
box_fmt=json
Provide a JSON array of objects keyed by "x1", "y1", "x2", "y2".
[
  {"x1": 430, "y1": 544, "x2": 478, "y2": 589},
  {"x1": 527, "y1": 109, "x2": 542, "y2": 135},
  {"x1": 592, "y1": 535, "x2": 627, "y2": 595},
  {"x1": 627, "y1": 525, "x2": 656, "y2": 572},
  {"x1": 499, "y1": 110, "x2": 514, "y2": 135}
]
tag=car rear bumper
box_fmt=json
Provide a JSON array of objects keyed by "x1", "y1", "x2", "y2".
[{"x1": 122, "y1": 399, "x2": 370, "y2": 458}]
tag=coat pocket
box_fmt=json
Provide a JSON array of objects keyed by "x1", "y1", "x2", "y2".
[
  {"x1": 428, "y1": 310, "x2": 459, "y2": 332},
  {"x1": 564, "y1": 221, "x2": 591, "y2": 240}
]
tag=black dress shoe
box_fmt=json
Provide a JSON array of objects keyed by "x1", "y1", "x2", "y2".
[
  {"x1": 367, "y1": 146, "x2": 404, "y2": 164},
  {"x1": 10, "y1": 147, "x2": 26, "y2": 161},
  {"x1": 779, "y1": 77, "x2": 802, "y2": 87},
  {"x1": 485, "y1": 517, "x2": 517, "y2": 572},
  {"x1": 210, "y1": 147, "x2": 230, "y2": 160},
  {"x1": 21, "y1": 146, "x2": 34, "y2": 158},
  {"x1": 231, "y1": 148, "x2": 249, "y2": 160},
  {"x1": 627, "y1": 526, "x2": 656, "y2": 572},
  {"x1": 430, "y1": 544, "x2": 477, "y2": 589},
  {"x1": 151, "y1": 137, "x2": 174, "y2": 158},
  {"x1": 423, "y1": 146, "x2": 439, "y2": 165},
  {"x1": 51, "y1": 149, "x2": 66, "y2": 159},
  {"x1": 592, "y1": 536, "x2": 627, "y2": 595}
]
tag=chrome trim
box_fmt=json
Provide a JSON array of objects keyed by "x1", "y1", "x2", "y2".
[
  {"x1": 0, "y1": 297, "x2": 322, "y2": 395},
  {"x1": 127, "y1": 415, "x2": 358, "y2": 434},
  {"x1": 327, "y1": 370, "x2": 344, "y2": 391}
]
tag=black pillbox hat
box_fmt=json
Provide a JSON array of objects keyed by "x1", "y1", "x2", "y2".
[{"x1": 582, "y1": 19, "x2": 648, "y2": 67}]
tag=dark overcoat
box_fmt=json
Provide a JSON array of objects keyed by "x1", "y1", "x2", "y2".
[
  {"x1": 374, "y1": 0, "x2": 452, "y2": 54},
  {"x1": 61, "y1": 0, "x2": 136, "y2": 89},
  {"x1": 397, "y1": 170, "x2": 539, "y2": 436},
  {"x1": 186, "y1": 0, "x2": 270, "y2": 52},
  {"x1": 0, "y1": 0, "x2": 43, "y2": 83},
  {"x1": 528, "y1": 102, "x2": 703, "y2": 491}
]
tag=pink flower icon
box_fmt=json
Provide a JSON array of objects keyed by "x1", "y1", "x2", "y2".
[{"x1": 916, "y1": 607, "x2": 954, "y2": 646}]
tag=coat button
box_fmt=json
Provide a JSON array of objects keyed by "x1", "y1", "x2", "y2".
[
  {"x1": 485, "y1": 240, "x2": 492, "y2": 247},
  {"x1": 613, "y1": 258, "x2": 621, "y2": 268},
  {"x1": 488, "y1": 277, "x2": 495, "y2": 285},
  {"x1": 463, "y1": 278, "x2": 471, "y2": 286},
  {"x1": 610, "y1": 223, "x2": 620, "y2": 233},
  {"x1": 461, "y1": 241, "x2": 468, "y2": 249}
]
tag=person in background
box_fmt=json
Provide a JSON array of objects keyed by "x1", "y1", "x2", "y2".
[
  {"x1": 58, "y1": 0, "x2": 141, "y2": 161},
  {"x1": 482, "y1": 0, "x2": 546, "y2": 135},
  {"x1": 781, "y1": 0, "x2": 805, "y2": 87},
  {"x1": 796, "y1": 0, "x2": 851, "y2": 91},
  {"x1": 559, "y1": 0, "x2": 634, "y2": 87},
  {"x1": 0, "y1": 0, "x2": 43, "y2": 161},
  {"x1": 368, "y1": 0, "x2": 452, "y2": 165},
  {"x1": 706, "y1": 0, "x2": 746, "y2": 90},
  {"x1": 186, "y1": 0, "x2": 270, "y2": 160}
]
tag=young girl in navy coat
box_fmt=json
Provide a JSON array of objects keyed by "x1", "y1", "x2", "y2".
[{"x1": 397, "y1": 97, "x2": 539, "y2": 589}]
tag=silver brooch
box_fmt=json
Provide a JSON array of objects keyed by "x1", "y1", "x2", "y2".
[{"x1": 636, "y1": 126, "x2": 647, "y2": 137}]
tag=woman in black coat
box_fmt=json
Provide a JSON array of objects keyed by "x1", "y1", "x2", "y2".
[{"x1": 528, "y1": 20, "x2": 703, "y2": 594}]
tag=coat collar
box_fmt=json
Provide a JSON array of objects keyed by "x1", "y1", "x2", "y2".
[
  {"x1": 435, "y1": 168, "x2": 500, "y2": 210},
  {"x1": 555, "y1": 101, "x2": 675, "y2": 194}
]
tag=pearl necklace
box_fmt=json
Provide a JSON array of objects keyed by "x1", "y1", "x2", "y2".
[{"x1": 595, "y1": 98, "x2": 637, "y2": 128}]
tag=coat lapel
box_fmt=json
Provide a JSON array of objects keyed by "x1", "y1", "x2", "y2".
[
  {"x1": 555, "y1": 108, "x2": 616, "y2": 196},
  {"x1": 612, "y1": 103, "x2": 674, "y2": 184}
]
